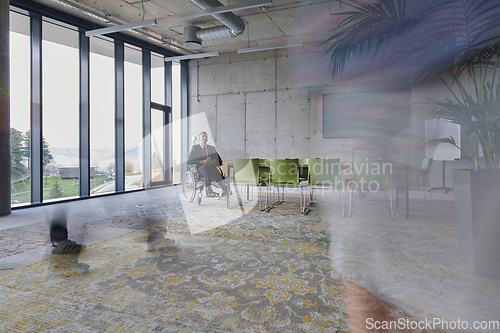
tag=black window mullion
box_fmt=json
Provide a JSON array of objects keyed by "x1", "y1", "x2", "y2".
[
  {"x1": 30, "y1": 12, "x2": 42, "y2": 204},
  {"x1": 79, "y1": 29, "x2": 90, "y2": 197},
  {"x1": 143, "y1": 50, "x2": 151, "y2": 189},
  {"x1": 115, "y1": 40, "x2": 125, "y2": 192},
  {"x1": 165, "y1": 60, "x2": 172, "y2": 184},
  {"x1": 180, "y1": 60, "x2": 189, "y2": 176}
]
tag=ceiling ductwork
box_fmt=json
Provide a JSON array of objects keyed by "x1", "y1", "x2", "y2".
[
  {"x1": 47, "y1": 0, "x2": 195, "y2": 54},
  {"x1": 184, "y1": 0, "x2": 246, "y2": 49}
]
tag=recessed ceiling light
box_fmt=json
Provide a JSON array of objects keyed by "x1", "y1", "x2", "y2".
[
  {"x1": 237, "y1": 42, "x2": 303, "y2": 53},
  {"x1": 164, "y1": 52, "x2": 220, "y2": 62},
  {"x1": 85, "y1": 19, "x2": 157, "y2": 37}
]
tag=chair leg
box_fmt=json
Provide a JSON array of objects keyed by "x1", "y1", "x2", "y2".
[
  {"x1": 233, "y1": 183, "x2": 245, "y2": 214},
  {"x1": 338, "y1": 187, "x2": 341, "y2": 208},
  {"x1": 258, "y1": 185, "x2": 261, "y2": 211},
  {"x1": 389, "y1": 188, "x2": 394, "y2": 220},
  {"x1": 423, "y1": 187, "x2": 428, "y2": 210},
  {"x1": 266, "y1": 185, "x2": 271, "y2": 211},
  {"x1": 349, "y1": 189, "x2": 353, "y2": 217},
  {"x1": 341, "y1": 187, "x2": 345, "y2": 217},
  {"x1": 263, "y1": 185, "x2": 274, "y2": 212},
  {"x1": 301, "y1": 185, "x2": 312, "y2": 215},
  {"x1": 299, "y1": 186, "x2": 302, "y2": 213},
  {"x1": 227, "y1": 179, "x2": 231, "y2": 208}
]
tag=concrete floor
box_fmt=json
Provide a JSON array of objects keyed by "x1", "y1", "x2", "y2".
[{"x1": 1, "y1": 185, "x2": 499, "y2": 332}]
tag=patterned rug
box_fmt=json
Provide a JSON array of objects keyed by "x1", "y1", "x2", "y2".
[{"x1": 0, "y1": 201, "x2": 349, "y2": 332}]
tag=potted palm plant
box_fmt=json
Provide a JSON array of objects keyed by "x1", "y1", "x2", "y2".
[
  {"x1": 426, "y1": 45, "x2": 500, "y2": 278},
  {"x1": 324, "y1": 0, "x2": 500, "y2": 277}
]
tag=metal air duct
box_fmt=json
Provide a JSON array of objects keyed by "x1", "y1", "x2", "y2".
[{"x1": 183, "y1": 0, "x2": 246, "y2": 49}]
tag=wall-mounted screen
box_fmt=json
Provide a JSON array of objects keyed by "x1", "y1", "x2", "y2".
[{"x1": 323, "y1": 90, "x2": 410, "y2": 138}]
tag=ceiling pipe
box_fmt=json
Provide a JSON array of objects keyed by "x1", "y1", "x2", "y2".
[
  {"x1": 184, "y1": 0, "x2": 246, "y2": 49},
  {"x1": 48, "y1": 0, "x2": 195, "y2": 54}
]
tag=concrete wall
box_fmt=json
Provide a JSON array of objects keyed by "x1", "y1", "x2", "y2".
[
  {"x1": 188, "y1": 44, "x2": 423, "y2": 160},
  {"x1": 187, "y1": 43, "x2": 470, "y2": 186}
]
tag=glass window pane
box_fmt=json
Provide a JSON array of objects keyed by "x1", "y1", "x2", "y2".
[
  {"x1": 90, "y1": 37, "x2": 115, "y2": 195},
  {"x1": 125, "y1": 44, "x2": 143, "y2": 190},
  {"x1": 42, "y1": 20, "x2": 80, "y2": 201},
  {"x1": 172, "y1": 62, "x2": 182, "y2": 183},
  {"x1": 151, "y1": 52, "x2": 164, "y2": 104},
  {"x1": 151, "y1": 109, "x2": 164, "y2": 182},
  {"x1": 9, "y1": 11, "x2": 31, "y2": 206}
]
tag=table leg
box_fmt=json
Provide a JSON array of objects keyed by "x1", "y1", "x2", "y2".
[
  {"x1": 396, "y1": 182, "x2": 399, "y2": 208},
  {"x1": 405, "y1": 167, "x2": 409, "y2": 219}
]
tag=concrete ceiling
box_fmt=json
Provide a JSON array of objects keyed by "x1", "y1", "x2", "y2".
[{"x1": 31, "y1": 0, "x2": 345, "y2": 55}]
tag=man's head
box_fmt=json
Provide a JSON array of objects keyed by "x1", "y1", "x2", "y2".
[{"x1": 199, "y1": 131, "x2": 208, "y2": 147}]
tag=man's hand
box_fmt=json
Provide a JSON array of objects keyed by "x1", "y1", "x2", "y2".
[{"x1": 202, "y1": 157, "x2": 215, "y2": 165}]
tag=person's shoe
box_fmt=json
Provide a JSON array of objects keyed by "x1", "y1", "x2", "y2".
[
  {"x1": 206, "y1": 189, "x2": 218, "y2": 197},
  {"x1": 146, "y1": 237, "x2": 176, "y2": 252},
  {"x1": 220, "y1": 190, "x2": 228, "y2": 197},
  {"x1": 51, "y1": 239, "x2": 84, "y2": 254}
]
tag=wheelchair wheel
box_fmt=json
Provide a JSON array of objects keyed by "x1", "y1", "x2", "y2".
[
  {"x1": 182, "y1": 171, "x2": 196, "y2": 202},
  {"x1": 197, "y1": 191, "x2": 202, "y2": 205}
]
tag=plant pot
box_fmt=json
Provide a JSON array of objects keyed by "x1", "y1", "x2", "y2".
[{"x1": 453, "y1": 169, "x2": 500, "y2": 278}]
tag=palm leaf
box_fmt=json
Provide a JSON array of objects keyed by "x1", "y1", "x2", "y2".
[
  {"x1": 325, "y1": 0, "x2": 500, "y2": 82},
  {"x1": 0, "y1": 77, "x2": 8, "y2": 98}
]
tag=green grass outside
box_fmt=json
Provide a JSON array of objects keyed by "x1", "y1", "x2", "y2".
[{"x1": 11, "y1": 175, "x2": 114, "y2": 203}]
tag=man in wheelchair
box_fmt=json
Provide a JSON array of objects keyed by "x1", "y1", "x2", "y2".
[{"x1": 187, "y1": 131, "x2": 227, "y2": 197}]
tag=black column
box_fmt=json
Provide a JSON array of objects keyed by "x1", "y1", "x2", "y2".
[
  {"x1": 164, "y1": 60, "x2": 172, "y2": 184},
  {"x1": 79, "y1": 29, "x2": 90, "y2": 197},
  {"x1": 115, "y1": 40, "x2": 124, "y2": 192},
  {"x1": 0, "y1": 0, "x2": 11, "y2": 215},
  {"x1": 180, "y1": 60, "x2": 188, "y2": 176},
  {"x1": 30, "y1": 13, "x2": 42, "y2": 204}
]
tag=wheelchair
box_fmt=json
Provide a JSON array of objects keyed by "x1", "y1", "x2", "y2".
[{"x1": 181, "y1": 164, "x2": 226, "y2": 205}]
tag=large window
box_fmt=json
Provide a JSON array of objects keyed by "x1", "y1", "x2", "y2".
[
  {"x1": 124, "y1": 44, "x2": 143, "y2": 190},
  {"x1": 8, "y1": 3, "x2": 185, "y2": 208},
  {"x1": 90, "y1": 37, "x2": 115, "y2": 195},
  {"x1": 9, "y1": 10, "x2": 31, "y2": 205},
  {"x1": 42, "y1": 20, "x2": 80, "y2": 201}
]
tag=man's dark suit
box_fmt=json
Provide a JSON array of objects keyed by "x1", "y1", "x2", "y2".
[{"x1": 187, "y1": 144, "x2": 224, "y2": 194}]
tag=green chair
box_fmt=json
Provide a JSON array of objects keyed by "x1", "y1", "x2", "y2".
[
  {"x1": 258, "y1": 159, "x2": 271, "y2": 182},
  {"x1": 231, "y1": 158, "x2": 269, "y2": 211},
  {"x1": 268, "y1": 158, "x2": 303, "y2": 212},
  {"x1": 350, "y1": 158, "x2": 394, "y2": 219},
  {"x1": 306, "y1": 158, "x2": 344, "y2": 215},
  {"x1": 298, "y1": 158, "x2": 309, "y2": 181}
]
